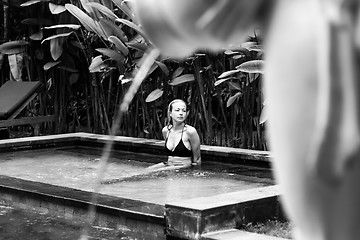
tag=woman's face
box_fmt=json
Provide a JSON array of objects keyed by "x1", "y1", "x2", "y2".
[{"x1": 170, "y1": 101, "x2": 187, "y2": 123}]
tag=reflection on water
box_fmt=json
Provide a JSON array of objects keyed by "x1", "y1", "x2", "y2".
[{"x1": 0, "y1": 147, "x2": 270, "y2": 205}]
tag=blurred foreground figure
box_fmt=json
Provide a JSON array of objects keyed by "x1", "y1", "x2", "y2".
[{"x1": 134, "y1": 1, "x2": 360, "y2": 240}]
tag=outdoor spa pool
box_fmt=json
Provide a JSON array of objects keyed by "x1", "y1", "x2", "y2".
[
  {"x1": 0, "y1": 146, "x2": 271, "y2": 205},
  {"x1": 0, "y1": 133, "x2": 282, "y2": 240}
]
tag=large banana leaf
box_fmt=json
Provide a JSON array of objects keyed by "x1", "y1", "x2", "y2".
[
  {"x1": 30, "y1": 30, "x2": 43, "y2": 40},
  {"x1": 21, "y1": 18, "x2": 53, "y2": 26},
  {"x1": 41, "y1": 32, "x2": 73, "y2": 44},
  {"x1": 96, "y1": 48, "x2": 125, "y2": 63},
  {"x1": 226, "y1": 92, "x2": 242, "y2": 107},
  {"x1": 236, "y1": 60, "x2": 264, "y2": 74},
  {"x1": 0, "y1": 40, "x2": 29, "y2": 54},
  {"x1": 43, "y1": 24, "x2": 81, "y2": 30},
  {"x1": 112, "y1": 0, "x2": 137, "y2": 23},
  {"x1": 99, "y1": 18, "x2": 128, "y2": 42},
  {"x1": 218, "y1": 69, "x2": 240, "y2": 79},
  {"x1": 49, "y1": 3, "x2": 66, "y2": 14},
  {"x1": 155, "y1": 61, "x2": 169, "y2": 77},
  {"x1": 171, "y1": 66, "x2": 184, "y2": 79},
  {"x1": 43, "y1": 61, "x2": 61, "y2": 71},
  {"x1": 20, "y1": 0, "x2": 50, "y2": 7},
  {"x1": 115, "y1": 18, "x2": 149, "y2": 44},
  {"x1": 65, "y1": 4, "x2": 100, "y2": 34},
  {"x1": 145, "y1": 89, "x2": 163, "y2": 103},
  {"x1": 214, "y1": 77, "x2": 236, "y2": 87},
  {"x1": 89, "y1": 56, "x2": 107, "y2": 73},
  {"x1": 169, "y1": 74, "x2": 195, "y2": 86},
  {"x1": 108, "y1": 36, "x2": 128, "y2": 56},
  {"x1": 50, "y1": 38, "x2": 63, "y2": 61},
  {"x1": 86, "y1": 2, "x2": 118, "y2": 20}
]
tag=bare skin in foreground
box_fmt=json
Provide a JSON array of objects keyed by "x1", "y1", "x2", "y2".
[{"x1": 134, "y1": 1, "x2": 360, "y2": 240}]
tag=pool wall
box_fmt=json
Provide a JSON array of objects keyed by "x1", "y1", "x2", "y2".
[{"x1": 0, "y1": 133, "x2": 285, "y2": 240}]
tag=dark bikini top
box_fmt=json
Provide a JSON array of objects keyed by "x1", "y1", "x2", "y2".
[{"x1": 164, "y1": 125, "x2": 193, "y2": 157}]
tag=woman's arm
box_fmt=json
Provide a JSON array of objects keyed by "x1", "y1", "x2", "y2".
[
  {"x1": 188, "y1": 126, "x2": 201, "y2": 165},
  {"x1": 162, "y1": 126, "x2": 168, "y2": 140}
]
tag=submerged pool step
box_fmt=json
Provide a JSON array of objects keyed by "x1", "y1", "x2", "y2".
[
  {"x1": 165, "y1": 186, "x2": 283, "y2": 240},
  {"x1": 201, "y1": 229, "x2": 289, "y2": 240}
]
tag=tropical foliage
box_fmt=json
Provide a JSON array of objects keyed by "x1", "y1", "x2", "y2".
[{"x1": 0, "y1": 0, "x2": 267, "y2": 150}]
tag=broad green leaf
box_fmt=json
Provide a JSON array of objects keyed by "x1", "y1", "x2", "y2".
[
  {"x1": 249, "y1": 73, "x2": 260, "y2": 83},
  {"x1": 218, "y1": 69, "x2": 240, "y2": 79},
  {"x1": 236, "y1": 60, "x2": 264, "y2": 74},
  {"x1": 58, "y1": 66, "x2": 78, "y2": 72},
  {"x1": 101, "y1": 0, "x2": 113, "y2": 9},
  {"x1": 214, "y1": 77, "x2": 235, "y2": 87},
  {"x1": 94, "y1": 21, "x2": 109, "y2": 40},
  {"x1": 156, "y1": 61, "x2": 169, "y2": 76},
  {"x1": 50, "y1": 38, "x2": 63, "y2": 61},
  {"x1": 248, "y1": 45, "x2": 263, "y2": 52},
  {"x1": 41, "y1": 32, "x2": 72, "y2": 44},
  {"x1": 112, "y1": 0, "x2": 137, "y2": 23},
  {"x1": 108, "y1": 36, "x2": 128, "y2": 56},
  {"x1": 35, "y1": 48, "x2": 44, "y2": 60},
  {"x1": 21, "y1": 18, "x2": 53, "y2": 26},
  {"x1": 70, "y1": 41, "x2": 85, "y2": 50},
  {"x1": 79, "y1": 0, "x2": 96, "y2": 17},
  {"x1": 120, "y1": 75, "x2": 132, "y2": 84},
  {"x1": 224, "y1": 49, "x2": 238, "y2": 55},
  {"x1": 8, "y1": 54, "x2": 23, "y2": 81},
  {"x1": 43, "y1": 24, "x2": 81, "y2": 30},
  {"x1": 65, "y1": 4, "x2": 96, "y2": 33},
  {"x1": 228, "y1": 46, "x2": 251, "y2": 58},
  {"x1": 228, "y1": 82, "x2": 241, "y2": 91},
  {"x1": 145, "y1": 89, "x2": 163, "y2": 102},
  {"x1": 89, "y1": 55, "x2": 107, "y2": 72},
  {"x1": 127, "y1": 42, "x2": 147, "y2": 52},
  {"x1": 226, "y1": 92, "x2": 242, "y2": 107},
  {"x1": 172, "y1": 66, "x2": 184, "y2": 79},
  {"x1": 233, "y1": 55, "x2": 246, "y2": 60},
  {"x1": 170, "y1": 74, "x2": 195, "y2": 86},
  {"x1": 115, "y1": 18, "x2": 148, "y2": 43},
  {"x1": 43, "y1": 61, "x2": 61, "y2": 71},
  {"x1": 98, "y1": 18, "x2": 113, "y2": 39},
  {"x1": 141, "y1": 62, "x2": 158, "y2": 78},
  {"x1": 69, "y1": 73, "x2": 80, "y2": 85},
  {"x1": 49, "y1": 3, "x2": 66, "y2": 14},
  {"x1": 86, "y1": 2, "x2": 118, "y2": 20},
  {"x1": 20, "y1": 0, "x2": 50, "y2": 7},
  {"x1": 99, "y1": 18, "x2": 128, "y2": 42},
  {"x1": 0, "y1": 40, "x2": 29, "y2": 54},
  {"x1": 96, "y1": 48, "x2": 125, "y2": 62},
  {"x1": 241, "y1": 41, "x2": 257, "y2": 50},
  {"x1": 30, "y1": 30, "x2": 43, "y2": 40}
]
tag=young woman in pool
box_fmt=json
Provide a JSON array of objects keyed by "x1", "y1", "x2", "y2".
[{"x1": 148, "y1": 99, "x2": 201, "y2": 170}]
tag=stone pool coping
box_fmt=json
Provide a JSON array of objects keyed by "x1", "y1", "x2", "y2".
[
  {"x1": 0, "y1": 132, "x2": 273, "y2": 165},
  {"x1": 0, "y1": 133, "x2": 285, "y2": 240}
]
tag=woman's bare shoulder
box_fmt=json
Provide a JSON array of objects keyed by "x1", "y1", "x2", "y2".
[
  {"x1": 162, "y1": 126, "x2": 169, "y2": 134},
  {"x1": 185, "y1": 125, "x2": 198, "y2": 135}
]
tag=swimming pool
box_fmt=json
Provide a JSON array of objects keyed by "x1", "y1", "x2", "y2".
[
  {"x1": 0, "y1": 133, "x2": 281, "y2": 240},
  {"x1": 0, "y1": 146, "x2": 271, "y2": 205}
]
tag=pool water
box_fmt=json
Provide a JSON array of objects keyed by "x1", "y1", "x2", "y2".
[
  {"x1": 0, "y1": 146, "x2": 271, "y2": 205},
  {"x1": 0, "y1": 200, "x2": 136, "y2": 240}
]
